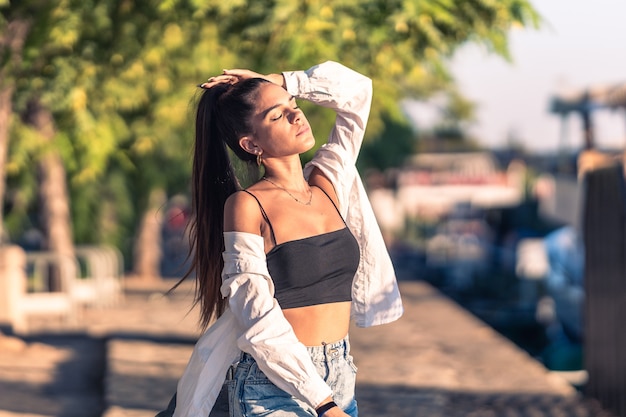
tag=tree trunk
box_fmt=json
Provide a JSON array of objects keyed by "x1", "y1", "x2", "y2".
[
  {"x1": 133, "y1": 188, "x2": 166, "y2": 281},
  {"x1": 25, "y1": 99, "x2": 76, "y2": 291},
  {"x1": 0, "y1": 18, "x2": 31, "y2": 245},
  {"x1": 0, "y1": 86, "x2": 13, "y2": 244}
]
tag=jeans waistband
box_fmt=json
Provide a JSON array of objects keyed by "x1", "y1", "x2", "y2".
[
  {"x1": 307, "y1": 336, "x2": 350, "y2": 362},
  {"x1": 237, "y1": 336, "x2": 350, "y2": 365}
]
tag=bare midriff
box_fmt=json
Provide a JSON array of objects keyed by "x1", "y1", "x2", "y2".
[{"x1": 282, "y1": 301, "x2": 352, "y2": 346}]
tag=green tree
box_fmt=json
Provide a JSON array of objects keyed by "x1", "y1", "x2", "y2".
[
  {"x1": 1, "y1": 1, "x2": 87, "y2": 284},
  {"x1": 0, "y1": 10, "x2": 29, "y2": 244},
  {"x1": 2, "y1": 1, "x2": 219, "y2": 277},
  {"x1": 1, "y1": 0, "x2": 540, "y2": 279},
  {"x1": 173, "y1": 0, "x2": 539, "y2": 136}
]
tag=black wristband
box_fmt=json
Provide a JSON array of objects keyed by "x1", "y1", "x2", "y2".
[{"x1": 316, "y1": 401, "x2": 338, "y2": 417}]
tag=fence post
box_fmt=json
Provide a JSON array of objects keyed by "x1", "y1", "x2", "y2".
[
  {"x1": 0, "y1": 246, "x2": 27, "y2": 329},
  {"x1": 583, "y1": 164, "x2": 626, "y2": 416}
]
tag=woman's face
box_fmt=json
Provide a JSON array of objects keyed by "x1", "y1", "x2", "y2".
[{"x1": 246, "y1": 83, "x2": 315, "y2": 159}]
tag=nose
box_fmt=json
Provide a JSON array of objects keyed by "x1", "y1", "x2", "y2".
[{"x1": 289, "y1": 109, "x2": 302, "y2": 124}]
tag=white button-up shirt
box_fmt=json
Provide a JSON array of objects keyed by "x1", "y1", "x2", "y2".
[{"x1": 174, "y1": 61, "x2": 403, "y2": 417}]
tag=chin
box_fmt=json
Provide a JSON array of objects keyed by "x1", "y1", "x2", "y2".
[{"x1": 304, "y1": 135, "x2": 316, "y2": 150}]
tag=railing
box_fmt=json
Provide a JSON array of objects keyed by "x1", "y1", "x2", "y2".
[
  {"x1": 582, "y1": 164, "x2": 626, "y2": 417},
  {"x1": 74, "y1": 245, "x2": 124, "y2": 307},
  {"x1": 0, "y1": 244, "x2": 124, "y2": 334},
  {"x1": 0, "y1": 249, "x2": 79, "y2": 333}
]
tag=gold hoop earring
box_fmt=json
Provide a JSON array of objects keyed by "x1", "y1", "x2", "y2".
[{"x1": 256, "y1": 153, "x2": 263, "y2": 167}]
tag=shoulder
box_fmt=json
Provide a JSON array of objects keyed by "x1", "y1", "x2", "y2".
[
  {"x1": 224, "y1": 190, "x2": 263, "y2": 234},
  {"x1": 308, "y1": 167, "x2": 340, "y2": 206}
]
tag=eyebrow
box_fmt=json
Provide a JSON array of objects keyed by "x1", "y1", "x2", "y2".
[{"x1": 259, "y1": 96, "x2": 296, "y2": 119}]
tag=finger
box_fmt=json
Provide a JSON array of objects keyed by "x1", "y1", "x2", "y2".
[
  {"x1": 198, "y1": 75, "x2": 236, "y2": 89},
  {"x1": 208, "y1": 74, "x2": 235, "y2": 82},
  {"x1": 223, "y1": 69, "x2": 249, "y2": 75},
  {"x1": 224, "y1": 69, "x2": 264, "y2": 79},
  {"x1": 208, "y1": 75, "x2": 237, "y2": 85}
]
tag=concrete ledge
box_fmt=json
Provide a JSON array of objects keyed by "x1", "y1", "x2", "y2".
[
  {"x1": 104, "y1": 340, "x2": 191, "y2": 416},
  {"x1": 350, "y1": 281, "x2": 575, "y2": 395},
  {"x1": 100, "y1": 281, "x2": 595, "y2": 417},
  {"x1": 1, "y1": 280, "x2": 612, "y2": 417}
]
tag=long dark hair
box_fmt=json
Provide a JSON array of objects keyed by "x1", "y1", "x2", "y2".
[{"x1": 187, "y1": 78, "x2": 270, "y2": 329}]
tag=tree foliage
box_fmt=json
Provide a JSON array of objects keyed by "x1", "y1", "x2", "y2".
[
  {"x1": 174, "y1": 0, "x2": 540, "y2": 132},
  {"x1": 1, "y1": 0, "x2": 540, "y2": 262}
]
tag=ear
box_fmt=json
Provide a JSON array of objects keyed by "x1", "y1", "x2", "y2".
[{"x1": 239, "y1": 135, "x2": 261, "y2": 155}]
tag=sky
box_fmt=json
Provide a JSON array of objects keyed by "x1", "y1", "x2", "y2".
[{"x1": 418, "y1": 0, "x2": 626, "y2": 153}]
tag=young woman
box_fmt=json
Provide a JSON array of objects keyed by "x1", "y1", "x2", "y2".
[{"x1": 173, "y1": 61, "x2": 403, "y2": 417}]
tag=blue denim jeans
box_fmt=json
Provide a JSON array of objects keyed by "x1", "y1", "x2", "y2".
[{"x1": 227, "y1": 337, "x2": 358, "y2": 417}]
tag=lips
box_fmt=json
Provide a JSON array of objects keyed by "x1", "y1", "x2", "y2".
[{"x1": 296, "y1": 124, "x2": 310, "y2": 136}]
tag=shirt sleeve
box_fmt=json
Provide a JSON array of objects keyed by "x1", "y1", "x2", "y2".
[{"x1": 220, "y1": 231, "x2": 332, "y2": 408}]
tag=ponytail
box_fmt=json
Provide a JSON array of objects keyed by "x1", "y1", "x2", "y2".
[{"x1": 183, "y1": 78, "x2": 270, "y2": 329}]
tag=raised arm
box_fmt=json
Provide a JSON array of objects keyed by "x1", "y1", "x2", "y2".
[
  {"x1": 201, "y1": 61, "x2": 371, "y2": 170},
  {"x1": 284, "y1": 61, "x2": 373, "y2": 164}
]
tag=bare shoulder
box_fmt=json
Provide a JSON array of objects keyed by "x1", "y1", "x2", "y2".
[
  {"x1": 224, "y1": 190, "x2": 263, "y2": 234},
  {"x1": 308, "y1": 167, "x2": 339, "y2": 206}
]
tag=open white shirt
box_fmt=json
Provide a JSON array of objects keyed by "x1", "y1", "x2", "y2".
[{"x1": 174, "y1": 61, "x2": 403, "y2": 417}]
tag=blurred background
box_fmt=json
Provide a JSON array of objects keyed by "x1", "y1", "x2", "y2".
[{"x1": 1, "y1": 0, "x2": 625, "y2": 416}]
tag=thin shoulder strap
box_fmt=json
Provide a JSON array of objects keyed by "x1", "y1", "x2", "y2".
[
  {"x1": 241, "y1": 190, "x2": 277, "y2": 245},
  {"x1": 314, "y1": 186, "x2": 347, "y2": 225}
]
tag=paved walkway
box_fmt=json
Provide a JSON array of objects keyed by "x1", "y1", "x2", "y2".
[{"x1": 0, "y1": 280, "x2": 615, "y2": 417}]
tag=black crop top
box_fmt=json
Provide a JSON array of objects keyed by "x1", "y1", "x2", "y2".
[{"x1": 242, "y1": 187, "x2": 360, "y2": 309}]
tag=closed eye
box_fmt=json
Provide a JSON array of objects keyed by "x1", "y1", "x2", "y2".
[
  {"x1": 267, "y1": 97, "x2": 299, "y2": 122},
  {"x1": 270, "y1": 105, "x2": 300, "y2": 122}
]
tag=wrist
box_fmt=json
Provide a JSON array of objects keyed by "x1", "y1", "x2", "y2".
[
  {"x1": 315, "y1": 400, "x2": 338, "y2": 417},
  {"x1": 266, "y1": 73, "x2": 286, "y2": 88}
]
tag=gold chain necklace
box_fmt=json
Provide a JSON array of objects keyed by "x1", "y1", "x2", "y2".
[{"x1": 262, "y1": 177, "x2": 313, "y2": 206}]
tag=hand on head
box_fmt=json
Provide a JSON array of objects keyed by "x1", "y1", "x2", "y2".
[{"x1": 198, "y1": 69, "x2": 284, "y2": 89}]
